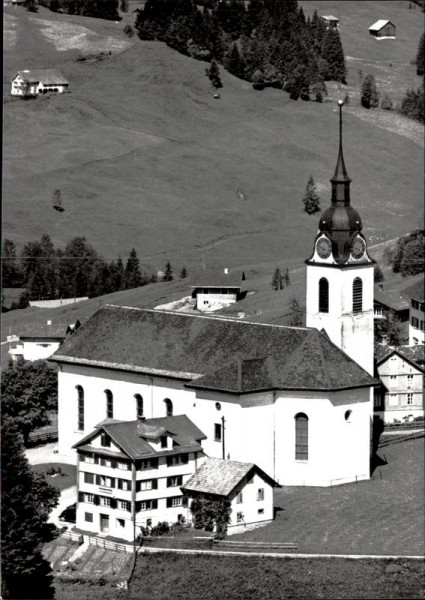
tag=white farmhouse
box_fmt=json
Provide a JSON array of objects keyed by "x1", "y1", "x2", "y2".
[
  {"x1": 190, "y1": 268, "x2": 243, "y2": 312},
  {"x1": 52, "y1": 102, "x2": 377, "y2": 488},
  {"x1": 9, "y1": 320, "x2": 80, "y2": 362},
  {"x1": 403, "y1": 279, "x2": 425, "y2": 346},
  {"x1": 11, "y1": 69, "x2": 69, "y2": 97}
]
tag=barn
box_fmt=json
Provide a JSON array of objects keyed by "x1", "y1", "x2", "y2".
[
  {"x1": 369, "y1": 20, "x2": 396, "y2": 39},
  {"x1": 11, "y1": 69, "x2": 69, "y2": 97}
]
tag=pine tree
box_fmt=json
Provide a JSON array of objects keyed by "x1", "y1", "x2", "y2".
[
  {"x1": 163, "y1": 261, "x2": 174, "y2": 282},
  {"x1": 416, "y1": 32, "x2": 424, "y2": 76},
  {"x1": 289, "y1": 298, "x2": 303, "y2": 326},
  {"x1": 124, "y1": 248, "x2": 143, "y2": 289},
  {"x1": 120, "y1": 0, "x2": 129, "y2": 12},
  {"x1": 271, "y1": 267, "x2": 283, "y2": 291},
  {"x1": 1, "y1": 418, "x2": 59, "y2": 599},
  {"x1": 2, "y1": 239, "x2": 22, "y2": 287},
  {"x1": 180, "y1": 266, "x2": 188, "y2": 279},
  {"x1": 320, "y1": 28, "x2": 346, "y2": 83},
  {"x1": 206, "y1": 59, "x2": 223, "y2": 89},
  {"x1": 223, "y1": 43, "x2": 246, "y2": 79},
  {"x1": 302, "y1": 175, "x2": 321, "y2": 215},
  {"x1": 361, "y1": 74, "x2": 379, "y2": 109}
]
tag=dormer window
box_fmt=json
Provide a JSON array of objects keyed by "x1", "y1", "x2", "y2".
[
  {"x1": 161, "y1": 436, "x2": 168, "y2": 449},
  {"x1": 101, "y1": 433, "x2": 111, "y2": 448}
]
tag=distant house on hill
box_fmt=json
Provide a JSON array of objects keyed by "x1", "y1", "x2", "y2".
[
  {"x1": 402, "y1": 278, "x2": 425, "y2": 346},
  {"x1": 9, "y1": 319, "x2": 80, "y2": 362},
  {"x1": 321, "y1": 15, "x2": 339, "y2": 29},
  {"x1": 374, "y1": 284, "x2": 410, "y2": 322},
  {"x1": 369, "y1": 20, "x2": 396, "y2": 39},
  {"x1": 11, "y1": 69, "x2": 69, "y2": 97},
  {"x1": 190, "y1": 268, "x2": 245, "y2": 312}
]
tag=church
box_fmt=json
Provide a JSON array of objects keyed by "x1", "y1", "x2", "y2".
[{"x1": 53, "y1": 102, "x2": 377, "y2": 487}]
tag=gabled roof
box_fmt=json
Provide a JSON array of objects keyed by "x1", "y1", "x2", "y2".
[
  {"x1": 374, "y1": 288, "x2": 409, "y2": 312},
  {"x1": 190, "y1": 269, "x2": 243, "y2": 289},
  {"x1": 52, "y1": 305, "x2": 377, "y2": 392},
  {"x1": 402, "y1": 279, "x2": 424, "y2": 303},
  {"x1": 15, "y1": 69, "x2": 69, "y2": 85},
  {"x1": 321, "y1": 15, "x2": 339, "y2": 21},
  {"x1": 181, "y1": 457, "x2": 278, "y2": 497},
  {"x1": 73, "y1": 415, "x2": 206, "y2": 460},
  {"x1": 375, "y1": 345, "x2": 425, "y2": 371},
  {"x1": 19, "y1": 323, "x2": 72, "y2": 340},
  {"x1": 369, "y1": 20, "x2": 394, "y2": 31}
]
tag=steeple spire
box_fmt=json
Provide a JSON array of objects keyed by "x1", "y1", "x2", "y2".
[{"x1": 330, "y1": 100, "x2": 351, "y2": 206}]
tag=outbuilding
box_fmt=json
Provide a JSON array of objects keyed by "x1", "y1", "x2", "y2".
[
  {"x1": 369, "y1": 20, "x2": 396, "y2": 39},
  {"x1": 321, "y1": 15, "x2": 339, "y2": 29},
  {"x1": 11, "y1": 69, "x2": 69, "y2": 97}
]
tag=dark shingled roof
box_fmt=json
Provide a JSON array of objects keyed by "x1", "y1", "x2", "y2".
[
  {"x1": 53, "y1": 305, "x2": 377, "y2": 393},
  {"x1": 74, "y1": 415, "x2": 206, "y2": 460},
  {"x1": 402, "y1": 279, "x2": 424, "y2": 303},
  {"x1": 19, "y1": 323, "x2": 72, "y2": 339},
  {"x1": 16, "y1": 69, "x2": 69, "y2": 85},
  {"x1": 375, "y1": 345, "x2": 425, "y2": 371},
  {"x1": 190, "y1": 269, "x2": 243, "y2": 289},
  {"x1": 181, "y1": 457, "x2": 277, "y2": 497}
]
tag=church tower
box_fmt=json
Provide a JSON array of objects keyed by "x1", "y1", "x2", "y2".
[{"x1": 305, "y1": 101, "x2": 375, "y2": 375}]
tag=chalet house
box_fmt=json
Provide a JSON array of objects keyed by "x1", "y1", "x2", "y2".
[
  {"x1": 52, "y1": 305, "x2": 377, "y2": 488},
  {"x1": 181, "y1": 457, "x2": 278, "y2": 534},
  {"x1": 369, "y1": 20, "x2": 396, "y2": 39},
  {"x1": 403, "y1": 279, "x2": 425, "y2": 346},
  {"x1": 11, "y1": 69, "x2": 69, "y2": 97},
  {"x1": 374, "y1": 285, "x2": 410, "y2": 322},
  {"x1": 190, "y1": 268, "x2": 244, "y2": 312},
  {"x1": 9, "y1": 320, "x2": 80, "y2": 362},
  {"x1": 74, "y1": 415, "x2": 206, "y2": 541},
  {"x1": 375, "y1": 345, "x2": 424, "y2": 423},
  {"x1": 321, "y1": 15, "x2": 339, "y2": 29}
]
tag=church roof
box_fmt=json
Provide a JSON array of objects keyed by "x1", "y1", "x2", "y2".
[
  {"x1": 73, "y1": 415, "x2": 206, "y2": 460},
  {"x1": 52, "y1": 305, "x2": 377, "y2": 393},
  {"x1": 181, "y1": 457, "x2": 278, "y2": 497}
]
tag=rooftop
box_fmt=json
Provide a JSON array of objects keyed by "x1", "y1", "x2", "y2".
[
  {"x1": 18, "y1": 322, "x2": 73, "y2": 339},
  {"x1": 52, "y1": 305, "x2": 377, "y2": 393},
  {"x1": 402, "y1": 278, "x2": 424, "y2": 303},
  {"x1": 181, "y1": 457, "x2": 277, "y2": 497},
  {"x1": 16, "y1": 69, "x2": 69, "y2": 85},
  {"x1": 375, "y1": 345, "x2": 425, "y2": 371},
  {"x1": 189, "y1": 269, "x2": 244, "y2": 289},
  {"x1": 369, "y1": 20, "x2": 393, "y2": 31}
]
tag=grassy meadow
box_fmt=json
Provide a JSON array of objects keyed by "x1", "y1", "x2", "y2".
[{"x1": 2, "y1": 2, "x2": 423, "y2": 279}]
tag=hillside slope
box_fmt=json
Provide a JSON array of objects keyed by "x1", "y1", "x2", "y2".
[{"x1": 3, "y1": 4, "x2": 423, "y2": 275}]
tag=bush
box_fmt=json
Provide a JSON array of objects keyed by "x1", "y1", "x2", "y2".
[
  {"x1": 381, "y1": 93, "x2": 393, "y2": 111},
  {"x1": 124, "y1": 25, "x2": 134, "y2": 38}
]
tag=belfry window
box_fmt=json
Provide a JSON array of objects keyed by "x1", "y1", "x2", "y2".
[
  {"x1": 353, "y1": 277, "x2": 363, "y2": 313},
  {"x1": 105, "y1": 390, "x2": 113, "y2": 419},
  {"x1": 319, "y1": 278, "x2": 329, "y2": 313},
  {"x1": 295, "y1": 413, "x2": 309, "y2": 461},
  {"x1": 77, "y1": 386, "x2": 84, "y2": 431}
]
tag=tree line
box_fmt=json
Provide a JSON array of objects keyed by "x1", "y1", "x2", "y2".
[
  {"x1": 383, "y1": 230, "x2": 425, "y2": 277},
  {"x1": 37, "y1": 0, "x2": 124, "y2": 20},
  {"x1": 2, "y1": 235, "x2": 158, "y2": 305},
  {"x1": 135, "y1": 0, "x2": 347, "y2": 101}
]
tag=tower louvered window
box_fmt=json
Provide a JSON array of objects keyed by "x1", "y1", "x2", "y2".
[
  {"x1": 295, "y1": 413, "x2": 309, "y2": 461},
  {"x1": 319, "y1": 278, "x2": 329, "y2": 313},
  {"x1": 353, "y1": 277, "x2": 363, "y2": 313},
  {"x1": 105, "y1": 390, "x2": 113, "y2": 419},
  {"x1": 77, "y1": 386, "x2": 84, "y2": 431}
]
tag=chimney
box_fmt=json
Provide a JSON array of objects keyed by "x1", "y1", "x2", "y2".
[
  {"x1": 47, "y1": 320, "x2": 52, "y2": 325},
  {"x1": 224, "y1": 268, "x2": 229, "y2": 275}
]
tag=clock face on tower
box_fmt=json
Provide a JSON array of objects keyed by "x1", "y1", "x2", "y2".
[
  {"x1": 351, "y1": 237, "x2": 366, "y2": 259},
  {"x1": 316, "y1": 237, "x2": 332, "y2": 259}
]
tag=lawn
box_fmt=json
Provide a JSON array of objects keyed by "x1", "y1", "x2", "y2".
[
  {"x1": 232, "y1": 437, "x2": 424, "y2": 556},
  {"x1": 31, "y1": 462, "x2": 76, "y2": 492}
]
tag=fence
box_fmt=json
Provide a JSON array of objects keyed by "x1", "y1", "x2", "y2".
[
  {"x1": 213, "y1": 540, "x2": 298, "y2": 551},
  {"x1": 61, "y1": 530, "x2": 84, "y2": 545},
  {"x1": 87, "y1": 535, "x2": 134, "y2": 554},
  {"x1": 28, "y1": 429, "x2": 58, "y2": 444}
]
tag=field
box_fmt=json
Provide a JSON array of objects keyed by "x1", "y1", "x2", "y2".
[
  {"x1": 31, "y1": 462, "x2": 76, "y2": 492},
  {"x1": 2, "y1": 2, "x2": 423, "y2": 278}
]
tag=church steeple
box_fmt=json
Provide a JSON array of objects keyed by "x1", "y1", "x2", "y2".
[{"x1": 330, "y1": 100, "x2": 351, "y2": 206}]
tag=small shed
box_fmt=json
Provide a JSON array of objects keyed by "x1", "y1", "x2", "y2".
[
  {"x1": 369, "y1": 20, "x2": 396, "y2": 39},
  {"x1": 321, "y1": 15, "x2": 339, "y2": 29},
  {"x1": 11, "y1": 69, "x2": 69, "y2": 97},
  {"x1": 190, "y1": 268, "x2": 245, "y2": 312}
]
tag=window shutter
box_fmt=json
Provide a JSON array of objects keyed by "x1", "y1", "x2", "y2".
[
  {"x1": 182, "y1": 454, "x2": 188, "y2": 464},
  {"x1": 94, "y1": 455, "x2": 99, "y2": 465},
  {"x1": 152, "y1": 479, "x2": 158, "y2": 489},
  {"x1": 178, "y1": 476, "x2": 183, "y2": 486},
  {"x1": 167, "y1": 498, "x2": 172, "y2": 508},
  {"x1": 110, "y1": 498, "x2": 117, "y2": 509},
  {"x1": 111, "y1": 459, "x2": 116, "y2": 469},
  {"x1": 136, "y1": 501, "x2": 141, "y2": 513},
  {"x1": 182, "y1": 496, "x2": 188, "y2": 507},
  {"x1": 153, "y1": 499, "x2": 158, "y2": 509},
  {"x1": 94, "y1": 495, "x2": 99, "y2": 506},
  {"x1": 78, "y1": 492, "x2": 84, "y2": 502},
  {"x1": 127, "y1": 462, "x2": 132, "y2": 471},
  {"x1": 166, "y1": 457, "x2": 172, "y2": 467},
  {"x1": 96, "y1": 475, "x2": 101, "y2": 485},
  {"x1": 80, "y1": 454, "x2": 85, "y2": 462}
]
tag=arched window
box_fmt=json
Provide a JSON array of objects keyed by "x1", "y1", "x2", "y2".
[
  {"x1": 295, "y1": 413, "x2": 308, "y2": 461},
  {"x1": 105, "y1": 390, "x2": 113, "y2": 419},
  {"x1": 319, "y1": 278, "x2": 329, "y2": 313},
  {"x1": 353, "y1": 277, "x2": 363, "y2": 313},
  {"x1": 135, "y1": 394, "x2": 144, "y2": 420},
  {"x1": 76, "y1": 386, "x2": 84, "y2": 431},
  {"x1": 164, "y1": 398, "x2": 173, "y2": 417}
]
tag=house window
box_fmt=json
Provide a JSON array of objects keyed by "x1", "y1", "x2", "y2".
[
  {"x1": 83, "y1": 453, "x2": 94, "y2": 464},
  {"x1": 407, "y1": 393, "x2": 413, "y2": 405},
  {"x1": 105, "y1": 390, "x2": 113, "y2": 419},
  {"x1": 164, "y1": 398, "x2": 173, "y2": 417},
  {"x1": 85, "y1": 512, "x2": 93, "y2": 523},
  {"x1": 257, "y1": 488, "x2": 264, "y2": 501},
  {"x1": 389, "y1": 375, "x2": 397, "y2": 387},
  {"x1": 319, "y1": 278, "x2": 329, "y2": 313},
  {"x1": 137, "y1": 499, "x2": 158, "y2": 511},
  {"x1": 118, "y1": 500, "x2": 131, "y2": 511},
  {"x1": 166, "y1": 454, "x2": 188, "y2": 467},
  {"x1": 137, "y1": 479, "x2": 157, "y2": 492},
  {"x1": 117, "y1": 518, "x2": 125, "y2": 528},
  {"x1": 412, "y1": 317, "x2": 419, "y2": 329},
  {"x1": 140, "y1": 458, "x2": 158, "y2": 470},
  {"x1": 76, "y1": 386, "x2": 84, "y2": 431},
  {"x1": 100, "y1": 496, "x2": 111, "y2": 507},
  {"x1": 374, "y1": 391, "x2": 381, "y2": 408},
  {"x1": 135, "y1": 394, "x2": 144, "y2": 419},
  {"x1": 389, "y1": 394, "x2": 399, "y2": 407},
  {"x1": 84, "y1": 472, "x2": 94, "y2": 484},
  {"x1": 345, "y1": 410, "x2": 352, "y2": 422},
  {"x1": 101, "y1": 433, "x2": 111, "y2": 448},
  {"x1": 258, "y1": 509, "x2": 264, "y2": 515},
  {"x1": 85, "y1": 493, "x2": 95, "y2": 504},
  {"x1": 407, "y1": 375, "x2": 413, "y2": 387},
  {"x1": 118, "y1": 479, "x2": 132, "y2": 491},
  {"x1": 214, "y1": 423, "x2": 222, "y2": 442},
  {"x1": 167, "y1": 475, "x2": 183, "y2": 487},
  {"x1": 117, "y1": 461, "x2": 130, "y2": 470},
  {"x1": 236, "y1": 512, "x2": 244, "y2": 523},
  {"x1": 412, "y1": 300, "x2": 419, "y2": 309},
  {"x1": 96, "y1": 475, "x2": 115, "y2": 488},
  {"x1": 295, "y1": 413, "x2": 309, "y2": 461},
  {"x1": 236, "y1": 492, "x2": 243, "y2": 504},
  {"x1": 166, "y1": 496, "x2": 187, "y2": 508},
  {"x1": 100, "y1": 457, "x2": 112, "y2": 467},
  {"x1": 161, "y1": 436, "x2": 168, "y2": 448},
  {"x1": 215, "y1": 402, "x2": 221, "y2": 411},
  {"x1": 353, "y1": 277, "x2": 363, "y2": 313}
]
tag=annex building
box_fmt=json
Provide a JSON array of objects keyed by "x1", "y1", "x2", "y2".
[{"x1": 53, "y1": 102, "x2": 378, "y2": 488}]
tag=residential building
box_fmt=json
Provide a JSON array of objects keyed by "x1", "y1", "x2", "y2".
[
  {"x1": 190, "y1": 268, "x2": 243, "y2": 312},
  {"x1": 321, "y1": 15, "x2": 339, "y2": 29},
  {"x1": 369, "y1": 20, "x2": 396, "y2": 39},
  {"x1": 11, "y1": 69, "x2": 69, "y2": 97},
  {"x1": 181, "y1": 457, "x2": 278, "y2": 534},
  {"x1": 9, "y1": 320, "x2": 80, "y2": 362},
  {"x1": 374, "y1": 285, "x2": 410, "y2": 323},
  {"x1": 375, "y1": 346, "x2": 424, "y2": 423},
  {"x1": 403, "y1": 279, "x2": 425, "y2": 346},
  {"x1": 74, "y1": 416, "x2": 206, "y2": 541}
]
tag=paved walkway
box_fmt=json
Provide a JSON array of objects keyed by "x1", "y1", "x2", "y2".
[
  {"x1": 48, "y1": 485, "x2": 77, "y2": 527},
  {"x1": 25, "y1": 442, "x2": 75, "y2": 466}
]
